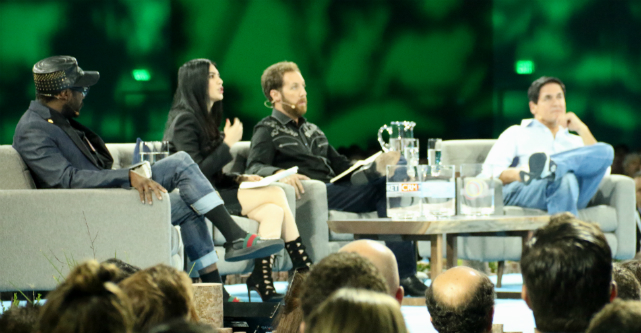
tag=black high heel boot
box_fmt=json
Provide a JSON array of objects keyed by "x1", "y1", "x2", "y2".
[
  {"x1": 246, "y1": 256, "x2": 284, "y2": 302},
  {"x1": 285, "y1": 237, "x2": 313, "y2": 271}
]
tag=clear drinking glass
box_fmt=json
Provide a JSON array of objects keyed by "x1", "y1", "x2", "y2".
[
  {"x1": 459, "y1": 164, "x2": 495, "y2": 216},
  {"x1": 386, "y1": 165, "x2": 422, "y2": 219},
  {"x1": 419, "y1": 164, "x2": 455, "y2": 217},
  {"x1": 138, "y1": 141, "x2": 169, "y2": 165},
  {"x1": 389, "y1": 138, "x2": 420, "y2": 166},
  {"x1": 428, "y1": 138, "x2": 442, "y2": 166}
]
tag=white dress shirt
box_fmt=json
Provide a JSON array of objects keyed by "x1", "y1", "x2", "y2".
[{"x1": 484, "y1": 119, "x2": 584, "y2": 178}]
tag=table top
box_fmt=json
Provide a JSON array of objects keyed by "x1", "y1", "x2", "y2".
[{"x1": 327, "y1": 215, "x2": 550, "y2": 235}]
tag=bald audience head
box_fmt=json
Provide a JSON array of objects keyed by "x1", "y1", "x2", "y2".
[
  {"x1": 425, "y1": 266, "x2": 495, "y2": 333},
  {"x1": 340, "y1": 240, "x2": 403, "y2": 302}
]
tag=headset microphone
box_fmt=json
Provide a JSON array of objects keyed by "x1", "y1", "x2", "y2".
[{"x1": 281, "y1": 101, "x2": 296, "y2": 109}]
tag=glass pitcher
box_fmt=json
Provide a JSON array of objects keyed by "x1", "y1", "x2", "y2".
[{"x1": 378, "y1": 121, "x2": 416, "y2": 152}]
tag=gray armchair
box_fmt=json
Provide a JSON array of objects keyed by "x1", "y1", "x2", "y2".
[
  {"x1": 417, "y1": 139, "x2": 636, "y2": 262},
  {"x1": 0, "y1": 145, "x2": 179, "y2": 292}
]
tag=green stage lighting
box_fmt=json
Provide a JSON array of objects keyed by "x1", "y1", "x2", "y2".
[
  {"x1": 132, "y1": 69, "x2": 151, "y2": 81},
  {"x1": 515, "y1": 60, "x2": 534, "y2": 75}
]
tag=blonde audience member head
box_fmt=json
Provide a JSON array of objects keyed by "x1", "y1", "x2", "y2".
[
  {"x1": 119, "y1": 264, "x2": 198, "y2": 333},
  {"x1": 38, "y1": 260, "x2": 134, "y2": 333},
  {"x1": 306, "y1": 288, "x2": 407, "y2": 333}
]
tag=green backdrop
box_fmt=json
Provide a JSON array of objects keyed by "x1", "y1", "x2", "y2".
[{"x1": 0, "y1": 0, "x2": 639, "y2": 154}]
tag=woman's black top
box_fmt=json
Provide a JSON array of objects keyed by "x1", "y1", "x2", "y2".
[{"x1": 163, "y1": 110, "x2": 242, "y2": 214}]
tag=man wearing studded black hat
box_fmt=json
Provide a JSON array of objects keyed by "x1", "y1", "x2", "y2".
[{"x1": 13, "y1": 56, "x2": 284, "y2": 302}]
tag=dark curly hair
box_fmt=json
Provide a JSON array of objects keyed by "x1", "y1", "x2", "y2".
[
  {"x1": 587, "y1": 299, "x2": 641, "y2": 333},
  {"x1": 300, "y1": 252, "x2": 388, "y2": 319},
  {"x1": 613, "y1": 263, "x2": 641, "y2": 301},
  {"x1": 38, "y1": 260, "x2": 134, "y2": 333},
  {"x1": 425, "y1": 272, "x2": 494, "y2": 333},
  {"x1": 119, "y1": 264, "x2": 197, "y2": 333},
  {"x1": 621, "y1": 260, "x2": 641, "y2": 286},
  {"x1": 521, "y1": 213, "x2": 612, "y2": 333},
  {"x1": 0, "y1": 304, "x2": 41, "y2": 333}
]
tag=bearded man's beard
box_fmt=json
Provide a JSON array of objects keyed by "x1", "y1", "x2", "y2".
[
  {"x1": 282, "y1": 96, "x2": 307, "y2": 118},
  {"x1": 61, "y1": 100, "x2": 82, "y2": 119}
]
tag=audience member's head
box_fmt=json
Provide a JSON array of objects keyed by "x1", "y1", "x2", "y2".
[
  {"x1": 38, "y1": 260, "x2": 134, "y2": 333},
  {"x1": 0, "y1": 304, "x2": 41, "y2": 333},
  {"x1": 612, "y1": 263, "x2": 641, "y2": 300},
  {"x1": 586, "y1": 299, "x2": 641, "y2": 333},
  {"x1": 621, "y1": 259, "x2": 641, "y2": 284},
  {"x1": 300, "y1": 252, "x2": 388, "y2": 322},
  {"x1": 623, "y1": 153, "x2": 641, "y2": 178},
  {"x1": 119, "y1": 264, "x2": 197, "y2": 333},
  {"x1": 103, "y1": 258, "x2": 141, "y2": 283},
  {"x1": 274, "y1": 270, "x2": 308, "y2": 333},
  {"x1": 425, "y1": 266, "x2": 495, "y2": 333},
  {"x1": 306, "y1": 288, "x2": 407, "y2": 333},
  {"x1": 521, "y1": 213, "x2": 615, "y2": 333},
  {"x1": 339, "y1": 240, "x2": 403, "y2": 302},
  {"x1": 148, "y1": 318, "x2": 217, "y2": 333}
]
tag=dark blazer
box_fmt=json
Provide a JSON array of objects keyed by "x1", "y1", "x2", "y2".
[
  {"x1": 163, "y1": 110, "x2": 238, "y2": 189},
  {"x1": 12, "y1": 100, "x2": 130, "y2": 189}
]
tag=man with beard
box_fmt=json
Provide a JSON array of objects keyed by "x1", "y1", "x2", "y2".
[
  {"x1": 12, "y1": 56, "x2": 284, "y2": 301},
  {"x1": 246, "y1": 61, "x2": 426, "y2": 296}
]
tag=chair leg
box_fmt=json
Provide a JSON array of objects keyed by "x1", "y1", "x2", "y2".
[{"x1": 496, "y1": 261, "x2": 505, "y2": 288}]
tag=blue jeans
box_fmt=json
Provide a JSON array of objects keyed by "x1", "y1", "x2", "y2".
[
  {"x1": 502, "y1": 143, "x2": 614, "y2": 216},
  {"x1": 151, "y1": 151, "x2": 223, "y2": 271},
  {"x1": 326, "y1": 177, "x2": 417, "y2": 279}
]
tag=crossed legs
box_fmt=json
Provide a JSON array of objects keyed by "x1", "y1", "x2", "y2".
[
  {"x1": 503, "y1": 143, "x2": 614, "y2": 215},
  {"x1": 237, "y1": 186, "x2": 300, "y2": 242}
]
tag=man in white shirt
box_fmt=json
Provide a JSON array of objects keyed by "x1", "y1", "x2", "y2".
[{"x1": 484, "y1": 76, "x2": 613, "y2": 215}]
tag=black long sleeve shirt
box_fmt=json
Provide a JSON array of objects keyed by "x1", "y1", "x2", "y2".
[
  {"x1": 163, "y1": 110, "x2": 238, "y2": 189},
  {"x1": 246, "y1": 110, "x2": 352, "y2": 183}
]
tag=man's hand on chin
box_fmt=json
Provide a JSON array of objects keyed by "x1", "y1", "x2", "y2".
[
  {"x1": 129, "y1": 170, "x2": 167, "y2": 205},
  {"x1": 560, "y1": 112, "x2": 587, "y2": 133},
  {"x1": 560, "y1": 112, "x2": 597, "y2": 145},
  {"x1": 277, "y1": 171, "x2": 310, "y2": 199}
]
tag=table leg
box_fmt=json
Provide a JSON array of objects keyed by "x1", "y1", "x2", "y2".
[
  {"x1": 446, "y1": 234, "x2": 457, "y2": 269},
  {"x1": 430, "y1": 234, "x2": 443, "y2": 280}
]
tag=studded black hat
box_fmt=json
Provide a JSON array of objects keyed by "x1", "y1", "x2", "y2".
[{"x1": 33, "y1": 56, "x2": 99, "y2": 94}]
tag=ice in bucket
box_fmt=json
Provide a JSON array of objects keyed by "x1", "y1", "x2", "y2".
[{"x1": 459, "y1": 164, "x2": 495, "y2": 216}]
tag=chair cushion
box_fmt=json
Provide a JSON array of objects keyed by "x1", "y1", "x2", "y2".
[
  {"x1": 0, "y1": 145, "x2": 36, "y2": 189},
  {"x1": 578, "y1": 205, "x2": 618, "y2": 232},
  {"x1": 170, "y1": 226, "x2": 184, "y2": 270}
]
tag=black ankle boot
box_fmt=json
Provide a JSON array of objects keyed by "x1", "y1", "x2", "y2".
[
  {"x1": 285, "y1": 237, "x2": 313, "y2": 271},
  {"x1": 246, "y1": 256, "x2": 284, "y2": 302}
]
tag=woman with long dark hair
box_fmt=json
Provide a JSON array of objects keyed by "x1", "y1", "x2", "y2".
[{"x1": 164, "y1": 59, "x2": 313, "y2": 302}]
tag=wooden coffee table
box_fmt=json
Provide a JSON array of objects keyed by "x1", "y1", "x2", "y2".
[{"x1": 328, "y1": 215, "x2": 550, "y2": 280}]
